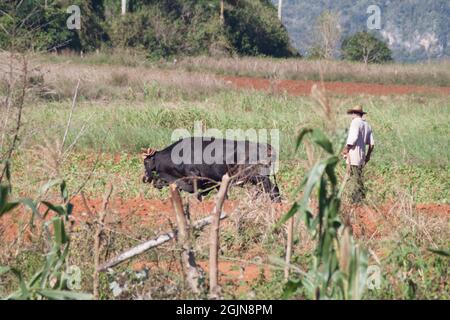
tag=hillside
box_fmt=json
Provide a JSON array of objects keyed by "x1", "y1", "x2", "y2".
[
  {"x1": 273, "y1": 0, "x2": 450, "y2": 62},
  {"x1": 0, "y1": 0, "x2": 296, "y2": 58}
]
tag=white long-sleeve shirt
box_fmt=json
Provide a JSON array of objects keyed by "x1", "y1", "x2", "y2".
[{"x1": 346, "y1": 118, "x2": 374, "y2": 166}]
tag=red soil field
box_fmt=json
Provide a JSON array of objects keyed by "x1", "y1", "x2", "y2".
[
  {"x1": 1, "y1": 197, "x2": 447, "y2": 285},
  {"x1": 2, "y1": 197, "x2": 447, "y2": 243},
  {"x1": 224, "y1": 76, "x2": 450, "y2": 96},
  {"x1": 69, "y1": 197, "x2": 449, "y2": 239}
]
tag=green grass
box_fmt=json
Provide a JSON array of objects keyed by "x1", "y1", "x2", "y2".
[
  {"x1": 11, "y1": 90, "x2": 449, "y2": 203},
  {"x1": 22, "y1": 92, "x2": 450, "y2": 163}
]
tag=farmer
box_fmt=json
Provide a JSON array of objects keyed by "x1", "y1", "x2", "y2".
[{"x1": 342, "y1": 105, "x2": 375, "y2": 204}]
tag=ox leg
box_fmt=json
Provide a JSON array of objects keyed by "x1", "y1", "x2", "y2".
[
  {"x1": 262, "y1": 176, "x2": 281, "y2": 202},
  {"x1": 175, "y1": 180, "x2": 195, "y2": 193},
  {"x1": 268, "y1": 178, "x2": 281, "y2": 202},
  {"x1": 176, "y1": 179, "x2": 205, "y2": 201},
  {"x1": 196, "y1": 180, "x2": 220, "y2": 201},
  {"x1": 251, "y1": 176, "x2": 281, "y2": 202},
  {"x1": 192, "y1": 178, "x2": 203, "y2": 202}
]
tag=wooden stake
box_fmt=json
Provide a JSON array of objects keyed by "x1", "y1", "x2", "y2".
[
  {"x1": 284, "y1": 216, "x2": 294, "y2": 281},
  {"x1": 209, "y1": 174, "x2": 231, "y2": 299},
  {"x1": 169, "y1": 184, "x2": 202, "y2": 294}
]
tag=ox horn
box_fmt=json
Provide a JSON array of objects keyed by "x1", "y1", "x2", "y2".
[{"x1": 141, "y1": 147, "x2": 157, "y2": 159}]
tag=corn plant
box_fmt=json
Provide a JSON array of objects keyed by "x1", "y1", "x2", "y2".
[
  {"x1": 278, "y1": 128, "x2": 368, "y2": 300},
  {"x1": 0, "y1": 175, "x2": 91, "y2": 300}
]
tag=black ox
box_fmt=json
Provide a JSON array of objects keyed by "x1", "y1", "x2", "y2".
[{"x1": 142, "y1": 137, "x2": 280, "y2": 202}]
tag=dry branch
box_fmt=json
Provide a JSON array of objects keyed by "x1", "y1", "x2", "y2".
[
  {"x1": 61, "y1": 79, "x2": 80, "y2": 153},
  {"x1": 98, "y1": 207, "x2": 228, "y2": 272},
  {"x1": 93, "y1": 184, "x2": 113, "y2": 299},
  {"x1": 0, "y1": 54, "x2": 28, "y2": 184},
  {"x1": 209, "y1": 173, "x2": 231, "y2": 299}
]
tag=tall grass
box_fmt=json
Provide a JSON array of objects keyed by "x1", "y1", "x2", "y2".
[
  {"x1": 26, "y1": 52, "x2": 450, "y2": 87},
  {"x1": 0, "y1": 55, "x2": 227, "y2": 101},
  {"x1": 35, "y1": 49, "x2": 153, "y2": 68},
  {"x1": 174, "y1": 56, "x2": 450, "y2": 87}
]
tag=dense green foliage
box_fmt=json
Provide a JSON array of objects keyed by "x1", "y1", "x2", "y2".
[
  {"x1": 341, "y1": 32, "x2": 392, "y2": 64},
  {"x1": 0, "y1": 0, "x2": 109, "y2": 51},
  {"x1": 0, "y1": 0, "x2": 74, "y2": 51},
  {"x1": 224, "y1": 0, "x2": 294, "y2": 57},
  {"x1": 0, "y1": 0, "x2": 296, "y2": 58}
]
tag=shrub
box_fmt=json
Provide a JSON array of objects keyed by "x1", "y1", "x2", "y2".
[{"x1": 341, "y1": 31, "x2": 393, "y2": 64}]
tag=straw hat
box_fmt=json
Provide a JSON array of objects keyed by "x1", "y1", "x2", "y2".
[{"x1": 346, "y1": 105, "x2": 366, "y2": 115}]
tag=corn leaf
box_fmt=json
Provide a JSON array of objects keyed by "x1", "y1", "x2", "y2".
[
  {"x1": 275, "y1": 202, "x2": 299, "y2": 228},
  {"x1": 37, "y1": 289, "x2": 92, "y2": 300},
  {"x1": 428, "y1": 248, "x2": 450, "y2": 257},
  {"x1": 42, "y1": 201, "x2": 66, "y2": 217},
  {"x1": 311, "y1": 129, "x2": 334, "y2": 154},
  {"x1": 295, "y1": 128, "x2": 313, "y2": 151}
]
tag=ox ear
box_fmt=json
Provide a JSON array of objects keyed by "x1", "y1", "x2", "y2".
[{"x1": 141, "y1": 147, "x2": 157, "y2": 160}]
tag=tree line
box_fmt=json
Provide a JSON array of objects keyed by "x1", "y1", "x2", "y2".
[
  {"x1": 0, "y1": 0, "x2": 296, "y2": 58},
  {"x1": 1, "y1": 1, "x2": 392, "y2": 63}
]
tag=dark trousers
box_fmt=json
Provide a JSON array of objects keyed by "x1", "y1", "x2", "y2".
[{"x1": 349, "y1": 165, "x2": 365, "y2": 204}]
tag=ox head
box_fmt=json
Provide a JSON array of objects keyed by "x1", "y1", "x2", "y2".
[
  {"x1": 141, "y1": 147, "x2": 170, "y2": 189},
  {"x1": 141, "y1": 147, "x2": 158, "y2": 184}
]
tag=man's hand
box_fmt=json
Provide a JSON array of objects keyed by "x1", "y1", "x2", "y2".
[
  {"x1": 365, "y1": 145, "x2": 374, "y2": 165},
  {"x1": 342, "y1": 145, "x2": 350, "y2": 158}
]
